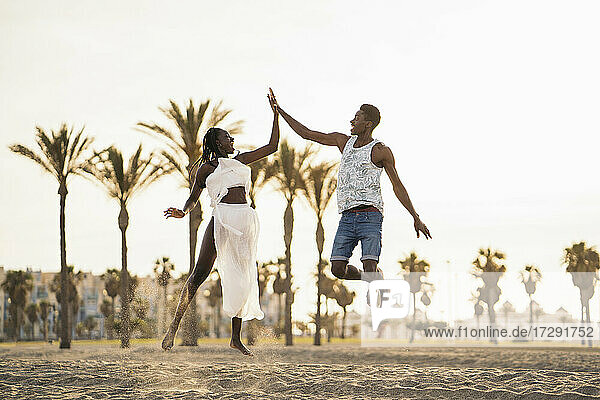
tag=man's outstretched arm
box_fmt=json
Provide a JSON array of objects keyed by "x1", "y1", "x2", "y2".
[
  {"x1": 374, "y1": 144, "x2": 432, "y2": 239},
  {"x1": 269, "y1": 94, "x2": 348, "y2": 153},
  {"x1": 278, "y1": 108, "x2": 349, "y2": 152}
]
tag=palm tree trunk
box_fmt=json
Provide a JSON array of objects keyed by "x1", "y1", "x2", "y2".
[
  {"x1": 216, "y1": 304, "x2": 222, "y2": 338},
  {"x1": 108, "y1": 297, "x2": 115, "y2": 340},
  {"x1": 529, "y1": 295, "x2": 533, "y2": 324},
  {"x1": 314, "y1": 218, "x2": 324, "y2": 346},
  {"x1": 15, "y1": 307, "x2": 21, "y2": 342},
  {"x1": 580, "y1": 303, "x2": 585, "y2": 346},
  {"x1": 341, "y1": 307, "x2": 347, "y2": 339},
  {"x1": 488, "y1": 302, "x2": 497, "y2": 344},
  {"x1": 314, "y1": 260, "x2": 322, "y2": 346},
  {"x1": 283, "y1": 202, "x2": 294, "y2": 346},
  {"x1": 182, "y1": 205, "x2": 202, "y2": 346},
  {"x1": 585, "y1": 301, "x2": 592, "y2": 347},
  {"x1": 211, "y1": 306, "x2": 216, "y2": 337},
  {"x1": 9, "y1": 306, "x2": 16, "y2": 341},
  {"x1": 58, "y1": 186, "x2": 71, "y2": 349},
  {"x1": 43, "y1": 319, "x2": 48, "y2": 342},
  {"x1": 162, "y1": 285, "x2": 168, "y2": 336},
  {"x1": 278, "y1": 294, "x2": 283, "y2": 327},
  {"x1": 118, "y1": 205, "x2": 130, "y2": 348},
  {"x1": 410, "y1": 292, "x2": 417, "y2": 343}
]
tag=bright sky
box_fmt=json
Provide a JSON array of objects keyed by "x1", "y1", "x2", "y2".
[{"x1": 2, "y1": 0, "x2": 599, "y2": 323}]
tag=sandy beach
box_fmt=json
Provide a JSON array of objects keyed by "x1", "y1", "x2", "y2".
[{"x1": 1, "y1": 340, "x2": 599, "y2": 399}]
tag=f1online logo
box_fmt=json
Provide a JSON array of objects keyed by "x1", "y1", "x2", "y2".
[{"x1": 369, "y1": 280, "x2": 410, "y2": 331}]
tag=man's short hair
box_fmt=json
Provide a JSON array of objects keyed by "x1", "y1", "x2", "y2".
[{"x1": 360, "y1": 104, "x2": 380, "y2": 129}]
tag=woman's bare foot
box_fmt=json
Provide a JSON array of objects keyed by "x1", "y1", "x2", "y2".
[
  {"x1": 230, "y1": 338, "x2": 253, "y2": 356},
  {"x1": 162, "y1": 326, "x2": 177, "y2": 350}
]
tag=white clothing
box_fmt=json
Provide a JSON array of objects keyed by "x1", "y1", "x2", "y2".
[{"x1": 205, "y1": 158, "x2": 264, "y2": 321}]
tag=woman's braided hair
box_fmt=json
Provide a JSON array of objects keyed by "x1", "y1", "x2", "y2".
[{"x1": 190, "y1": 127, "x2": 228, "y2": 171}]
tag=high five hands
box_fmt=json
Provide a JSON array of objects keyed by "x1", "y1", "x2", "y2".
[{"x1": 268, "y1": 88, "x2": 279, "y2": 115}]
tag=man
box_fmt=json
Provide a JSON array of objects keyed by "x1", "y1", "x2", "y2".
[{"x1": 271, "y1": 90, "x2": 431, "y2": 281}]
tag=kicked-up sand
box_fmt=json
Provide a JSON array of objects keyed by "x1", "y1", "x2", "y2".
[{"x1": 1, "y1": 339, "x2": 600, "y2": 399}]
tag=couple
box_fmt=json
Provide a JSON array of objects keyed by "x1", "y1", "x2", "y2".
[{"x1": 162, "y1": 89, "x2": 432, "y2": 355}]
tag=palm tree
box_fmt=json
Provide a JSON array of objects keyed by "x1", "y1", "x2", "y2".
[
  {"x1": 399, "y1": 252, "x2": 430, "y2": 343},
  {"x1": 82, "y1": 316, "x2": 97, "y2": 339},
  {"x1": 247, "y1": 259, "x2": 278, "y2": 345},
  {"x1": 245, "y1": 157, "x2": 273, "y2": 340},
  {"x1": 257, "y1": 259, "x2": 280, "y2": 301},
  {"x1": 322, "y1": 312, "x2": 339, "y2": 342},
  {"x1": 84, "y1": 144, "x2": 171, "y2": 347},
  {"x1": 137, "y1": 98, "x2": 242, "y2": 345},
  {"x1": 564, "y1": 242, "x2": 599, "y2": 330},
  {"x1": 1, "y1": 270, "x2": 34, "y2": 341},
  {"x1": 299, "y1": 161, "x2": 337, "y2": 345},
  {"x1": 154, "y1": 257, "x2": 175, "y2": 336},
  {"x1": 295, "y1": 321, "x2": 310, "y2": 336},
  {"x1": 204, "y1": 272, "x2": 223, "y2": 338},
  {"x1": 248, "y1": 157, "x2": 271, "y2": 209},
  {"x1": 246, "y1": 156, "x2": 272, "y2": 342},
  {"x1": 319, "y1": 273, "x2": 338, "y2": 342},
  {"x1": 99, "y1": 299, "x2": 112, "y2": 338},
  {"x1": 39, "y1": 300, "x2": 51, "y2": 341},
  {"x1": 49, "y1": 266, "x2": 83, "y2": 342},
  {"x1": 333, "y1": 281, "x2": 355, "y2": 339},
  {"x1": 101, "y1": 268, "x2": 120, "y2": 339},
  {"x1": 131, "y1": 294, "x2": 153, "y2": 338},
  {"x1": 272, "y1": 269, "x2": 286, "y2": 333},
  {"x1": 500, "y1": 301, "x2": 515, "y2": 326},
  {"x1": 266, "y1": 140, "x2": 314, "y2": 345},
  {"x1": 520, "y1": 265, "x2": 542, "y2": 324},
  {"x1": 420, "y1": 283, "x2": 434, "y2": 322},
  {"x1": 25, "y1": 303, "x2": 40, "y2": 340},
  {"x1": 320, "y1": 273, "x2": 337, "y2": 315},
  {"x1": 532, "y1": 302, "x2": 545, "y2": 322},
  {"x1": 470, "y1": 291, "x2": 484, "y2": 330},
  {"x1": 9, "y1": 124, "x2": 93, "y2": 348},
  {"x1": 472, "y1": 248, "x2": 506, "y2": 343}
]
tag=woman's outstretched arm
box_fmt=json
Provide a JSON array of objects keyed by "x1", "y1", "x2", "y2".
[
  {"x1": 164, "y1": 164, "x2": 207, "y2": 219},
  {"x1": 235, "y1": 89, "x2": 280, "y2": 165}
]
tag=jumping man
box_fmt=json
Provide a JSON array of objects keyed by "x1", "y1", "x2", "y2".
[{"x1": 270, "y1": 91, "x2": 431, "y2": 281}]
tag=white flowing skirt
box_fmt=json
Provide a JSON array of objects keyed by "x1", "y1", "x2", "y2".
[{"x1": 213, "y1": 203, "x2": 264, "y2": 321}]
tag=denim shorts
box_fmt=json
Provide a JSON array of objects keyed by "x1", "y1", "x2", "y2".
[{"x1": 330, "y1": 210, "x2": 383, "y2": 262}]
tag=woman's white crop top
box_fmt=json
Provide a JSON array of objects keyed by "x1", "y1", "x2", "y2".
[{"x1": 205, "y1": 157, "x2": 251, "y2": 207}]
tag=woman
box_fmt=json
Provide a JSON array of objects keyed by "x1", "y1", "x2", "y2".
[{"x1": 162, "y1": 90, "x2": 279, "y2": 355}]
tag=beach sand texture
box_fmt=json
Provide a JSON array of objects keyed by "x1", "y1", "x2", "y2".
[{"x1": 1, "y1": 342, "x2": 600, "y2": 399}]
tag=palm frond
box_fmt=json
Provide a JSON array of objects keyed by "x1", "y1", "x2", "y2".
[
  {"x1": 301, "y1": 160, "x2": 338, "y2": 215},
  {"x1": 85, "y1": 144, "x2": 172, "y2": 205},
  {"x1": 12, "y1": 124, "x2": 92, "y2": 185},
  {"x1": 133, "y1": 160, "x2": 173, "y2": 196},
  {"x1": 137, "y1": 98, "x2": 242, "y2": 193},
  {"x1": 8, "y1": 144, "x2": 57, "y2": 179},
  {"x1": 67, "y1": 134, "x2": 94, "y2": 176},
  {"x1": 35, "y1": 127, "x2": 62, "y2": 177},
  {"x1": 160, "y1": 150, "x2": 188, "y2": 187},
  {"x1": 136, "y1": 122, "x2": 183, "y2": 153}
]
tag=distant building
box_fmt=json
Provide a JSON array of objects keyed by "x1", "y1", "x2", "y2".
[{"x1": 0, "y1": 266, "x2": 290, "y2": 341}]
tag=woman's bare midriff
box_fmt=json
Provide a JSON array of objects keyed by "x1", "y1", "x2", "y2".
[{"x1": 219, "y1": 186, "x2": 247, "y2": 204}]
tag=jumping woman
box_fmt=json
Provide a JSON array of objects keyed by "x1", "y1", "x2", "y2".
[{"x1": 162, "y1": 90, "x2": 279, "y2": 355}]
